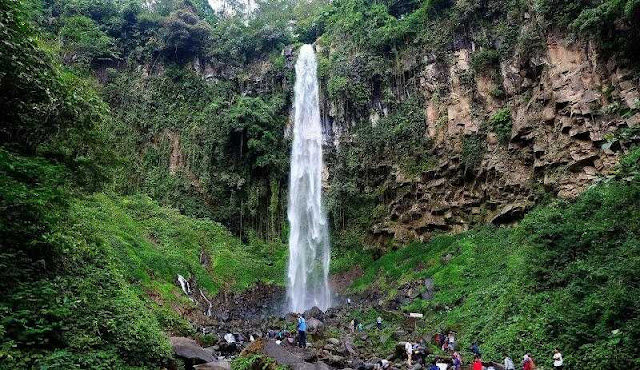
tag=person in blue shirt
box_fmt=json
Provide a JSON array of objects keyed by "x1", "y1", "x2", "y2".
[{"x1": 297, "y1": 314, "x2": 307, "y2": 348}]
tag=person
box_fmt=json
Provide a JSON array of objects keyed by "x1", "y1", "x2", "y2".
[
  {"x1": 428, "y1": 361, "x2": 439, "y2": 370},
  {"x1": 447, "y1": 332, "x2": 456, "y2": 352},
  {"x1": 349, "y1": 319, "x2": 355, "y2": 333},
  {"x1": 470, "y1": 341, "x2": 481, "y2": 357},
  {"x1": 354, "y1": 318, "x2": 360, "y2": 332},
  {"x1": 552, "y1": 349, "x2": 563, "y2": 369},
  {"x1": 375, "y1": 359, "x2": 390, "y2": 370},
  {"x1": 452, "y1": 352, "x2": 462, "y2": 370},
  {"x1": 504, "y1": 355, "x2": 515, "y2": 370},
  {"x1": 377, "y1": 316, "x2": 383, "y2": 330},
  {"x1": 472, "y1": 357, "x2": 483, "y2": 370},
  {"x1": 357, "y1": 322, "x2": 363, "y2": 332},
  {"x1": 297, "y1": 314, "x2": 307, "y2": 348},
  {"x1": 405, "y1": 341, "x2": 413, "y2": 366},
  {"x1": 522, "y1": 354, "x2": 533, "y2": 370},
  {"x1": 347, "y1": 298, "x2": 352, "y2": 305}
]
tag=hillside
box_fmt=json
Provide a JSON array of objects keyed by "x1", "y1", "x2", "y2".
[{"x1": 0, "y1": 149, "x2": 285, "y2": 368}]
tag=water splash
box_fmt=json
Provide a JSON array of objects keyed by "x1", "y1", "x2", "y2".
[{"x1": 287, "y1": 44, "x2": 331, "y2": 312}]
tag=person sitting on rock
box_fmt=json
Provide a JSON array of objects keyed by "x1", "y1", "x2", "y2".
[{"x1": 297, "y1": 314, "x2": 307, "y2": 348}]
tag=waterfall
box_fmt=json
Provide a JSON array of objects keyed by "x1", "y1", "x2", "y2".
[{"x1": 287, "y1": 44, "x2": 331, "y2": 313}]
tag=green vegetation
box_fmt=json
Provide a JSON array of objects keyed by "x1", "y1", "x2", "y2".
[
  {"x1": 0, "y1": 149, "x2": 286, "y2": 368},
  {"x1": 348, "y1": 149, "x2": 640, "y2": 368},
  {"x1": 2, "y1": 0, "x2": 639, "y2": 367},
  {"x1": 487, "y1": 108, "x2": 512, "y2": 145}
]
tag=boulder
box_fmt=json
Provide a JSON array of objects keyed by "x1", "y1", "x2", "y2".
[
  {"x1": 291, "y1": 362, "x2": 331, "y2": 370},
  {"x1": 327, "y1": 338, "x2": 340, "y2": 345},
  {"x1": 304, "y1": 306, "x2": 325, "y2": 321},
  {"x1": 170, "y1": 337, "x2": 215, "y2": 364},
  {"x1": 306, "y1": 317, "x2": 324, "y2": 334},
  {"x1": 261, "y1": 340, "x2": 305, "y2": 366},
  {"x1": 343, "y1": 340, "x2": 357, "y2": 356},
  {"x1": 194, "y1": 360, "x2": 231, "y2": 370}
]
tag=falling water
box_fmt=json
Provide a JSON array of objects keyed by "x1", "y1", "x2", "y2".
[{"x1": 287, "y1": 44, "x2": 331, "y2": 313}]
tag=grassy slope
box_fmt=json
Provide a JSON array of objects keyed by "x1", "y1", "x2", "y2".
[
  {"x1": 346, "y1": 149, "x2": 640, "y2": 368},
  {"x1": 73, "y1": 193, "x2": 287, "y2": 299},
  {"x1": 0, "y1": 149, "x2": 286, "y2": 369}
]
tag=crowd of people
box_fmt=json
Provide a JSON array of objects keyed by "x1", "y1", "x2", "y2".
[
  {"x1": 403, "y1": 330, "x2": 565, "y2": 370},
  {"x1": 288, "y1": 305, "x2": 566, "y2": 370}
]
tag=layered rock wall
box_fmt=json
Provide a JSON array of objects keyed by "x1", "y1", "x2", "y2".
[{"x1": 324, "y1": 36, "x2": 639, "y2": 243}]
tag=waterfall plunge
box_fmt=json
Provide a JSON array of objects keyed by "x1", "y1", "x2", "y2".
[{"x1": 287, "y1": 44, "x2": 331, "y2": 313}]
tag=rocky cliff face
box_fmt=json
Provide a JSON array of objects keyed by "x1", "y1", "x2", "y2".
[{"x1": 322, "y1": 35, "x2": 639, "y2": 244}]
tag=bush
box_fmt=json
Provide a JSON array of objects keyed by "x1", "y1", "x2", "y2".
[
  {"x1": 487, "y1": 108, "x2": 512, "y2": 144},
  {"x1": 471, "y1": 48, "x2": 500, "y2": 71}
]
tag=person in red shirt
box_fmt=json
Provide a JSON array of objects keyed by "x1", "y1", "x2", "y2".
[
  {"x1": 473, "y1": 356, "x2": 483, "y2": 370},
  {"x1": 522, "y1": 354, "x2": 533, "y2": 370}
]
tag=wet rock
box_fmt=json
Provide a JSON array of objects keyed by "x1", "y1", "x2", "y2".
[{"x1": 170, "y1": 337, "x2": 215, "y2": 364}]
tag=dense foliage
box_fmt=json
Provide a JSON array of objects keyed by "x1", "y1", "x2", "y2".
[
  {"x1": 348, "y1": 148, "x2": 640, "y2": 368},
  {"x1": 1, "y1": 0, "x2": 639, "y2": 367}
]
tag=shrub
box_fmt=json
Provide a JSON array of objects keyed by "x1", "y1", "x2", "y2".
[{"x1": 487, "y1": 108, "x2": 512, "y2": 144}]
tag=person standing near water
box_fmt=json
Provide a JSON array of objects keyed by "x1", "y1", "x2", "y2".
[
  {"x1": 297, "y1": 314, "x2": 307, "y2": 348},
  {"x1": 552, "y1": 349, "x2": 563, "y2": 369}
]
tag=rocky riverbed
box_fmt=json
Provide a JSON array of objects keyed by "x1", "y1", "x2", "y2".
[{"x1": 168, "y1": 277, "x2": 493, "y2": 370}]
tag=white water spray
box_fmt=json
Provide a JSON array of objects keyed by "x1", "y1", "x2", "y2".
[{"x1": 287, "y1": 44, "x2": 331, "y2": 313}]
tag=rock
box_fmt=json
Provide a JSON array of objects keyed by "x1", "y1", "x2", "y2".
[
  {"x1": 327, "y1": 354, "x2": 347, "y2": 367},
  {"x1": 194, "y1": 360, "x2": 231, "y2": 370},
  {"x1": 441, "y1": 253, "x2": 453, "y2": 264},
  {"x1": 291, "y1": 362, "x2": 331, "y2": 370},
  {"x1": 490, "y1": 202, "x2": 528, "y2": 224},
  {"x1": 327, "y1": 338, "x2": 340, "y2": 345},
  {"x1": 411, "y1": 364, "x2": 422, "y2": 370},
  {"x1": 170, "y1": 337, "x2": 215, "y2": 364},
  {"x1": 260, "y1": 340, "x2": 305, "y2": 366},
  {"x1": 304, "y1": 306, "x2": 325, "y2": 321},
  {"x1": 343, "y1": 340, "x2": 357, "y2": 356},
  {"x1": 218, "y1": 342, "x2": 239, "y2": 355},
  {"x1": 306, "y1": 317, "x2": 324, "y2": 334}
]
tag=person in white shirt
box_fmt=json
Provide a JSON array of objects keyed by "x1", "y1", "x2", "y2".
[
  {"x1": 553, "y1": 348, "x2": 564, "y2": 369},
  {"x1": 405, "y1": 341, "x2": 413, "y2": 365},
  {"x1": 504, "y1": 355, "x2": 515, "y2": 370}
]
